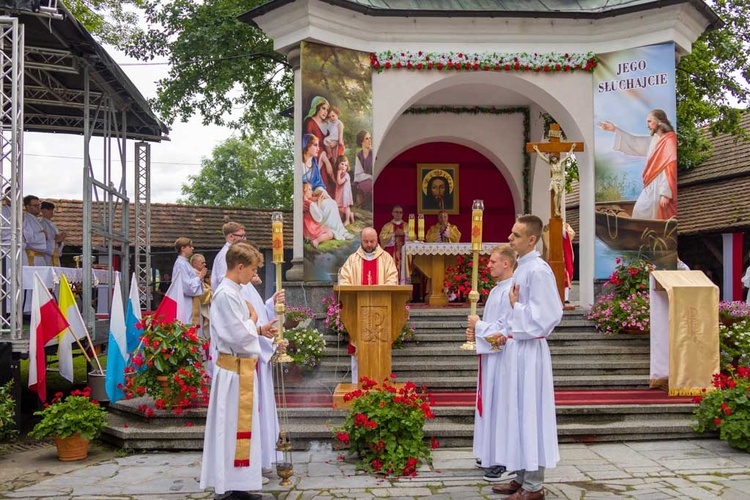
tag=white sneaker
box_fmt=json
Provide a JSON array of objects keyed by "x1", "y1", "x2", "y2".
[{"x1": 262, "y1": 477, "x2": 269, "y2": 485}]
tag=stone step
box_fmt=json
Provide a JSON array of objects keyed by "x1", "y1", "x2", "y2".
[
  {"x1": 277, "y1": 374, "x2": 652, "y2": 391},
  {"x1": 102, "y1": 410, "x2": 702, "y2": 451},
  {"x1": 320, "y1": 344, "x2": 651, "y2": 358},
  {"x1": 321, "y1": 331, "x2": 647, "y2": 345}
]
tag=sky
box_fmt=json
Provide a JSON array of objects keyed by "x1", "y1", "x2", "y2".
[{"x1": 22, "y1": 46, "x2": 236, "y2": 204}]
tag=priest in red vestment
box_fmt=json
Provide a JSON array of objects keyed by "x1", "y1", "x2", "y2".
[{"x1": 338, "y1": 227, "x2": 399, "y2": 382}]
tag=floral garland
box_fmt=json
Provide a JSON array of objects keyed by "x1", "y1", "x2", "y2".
[
  {"x1": 404, "y1": 106, "x2": 531, "y2": 212},
  {"x1": 371, "y1": 51, "x2": 597, "y2": 74}
]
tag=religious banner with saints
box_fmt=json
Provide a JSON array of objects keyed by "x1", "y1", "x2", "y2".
[
  {"x1": 300, "y1": 41, "x2": 374, "y2": 281},
  {"x1": 593, "y1": 42, "x2": 678, "y2": 279}
]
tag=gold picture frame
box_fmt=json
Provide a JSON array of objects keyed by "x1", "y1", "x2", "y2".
[{"x1": 417, "y1": 164, "x2": 459, "y2": 214}]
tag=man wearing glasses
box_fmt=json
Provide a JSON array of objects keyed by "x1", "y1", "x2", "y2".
[
  {"x1": 22, "y1": 195, "x2": 47, "y2": 267},
  {"x1": 211, "y1": 222, "x2": 247, "y2": 290}
]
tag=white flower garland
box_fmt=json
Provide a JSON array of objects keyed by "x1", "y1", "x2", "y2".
[{"x1": 370, "y1": 50, "x2": 597, "y2": 73}]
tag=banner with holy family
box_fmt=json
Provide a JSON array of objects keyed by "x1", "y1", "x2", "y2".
[{"x1": 300, "y1": 41, "x2": 374, "y2": 281}]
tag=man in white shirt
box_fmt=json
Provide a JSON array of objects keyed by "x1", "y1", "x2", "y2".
[{"x1": 22, "y1": 195, "x2": 46, "y2": 266}]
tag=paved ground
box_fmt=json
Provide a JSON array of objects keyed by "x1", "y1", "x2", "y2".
[{"x1": 1, "y1": 439, "x2": 749, "y2": 499}]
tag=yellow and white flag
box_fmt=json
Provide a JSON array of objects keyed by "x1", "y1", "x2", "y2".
[{"x1": 57, "y1": 275, "x2": 89, "y2": 382}]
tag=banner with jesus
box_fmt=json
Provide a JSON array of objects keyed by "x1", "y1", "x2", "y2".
[
  {"x1": 593, "y1": 42, "x2": 678, "y2": 280},
  {"x1": 300, "y1": 41, "x2": 373, "y2": 282}
]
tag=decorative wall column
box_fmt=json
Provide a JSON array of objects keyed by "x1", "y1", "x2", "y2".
[{"x1": 285, "y1": 46, "x2": 304, "y2": 281}]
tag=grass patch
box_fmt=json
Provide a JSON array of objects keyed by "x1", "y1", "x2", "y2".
[{"x1": 18, "y1": 350, "x2": 108, "y2": 395}]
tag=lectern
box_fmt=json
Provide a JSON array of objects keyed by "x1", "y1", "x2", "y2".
[{"x1": 332, "y1": 285, "x2": 412, "y2": 408}]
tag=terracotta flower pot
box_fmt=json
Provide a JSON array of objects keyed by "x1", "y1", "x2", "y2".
[
  {"x1": 156, "y1": 375, "x2": 171, "y2": 397},
  {"x1": 53, "y1": 434, "x2": 89, "y2": 461},
  {"x1": 621, "y1": 328, "x2": 649, "y2": 335}
]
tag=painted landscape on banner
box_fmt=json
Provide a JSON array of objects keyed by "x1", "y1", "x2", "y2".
[
  {"x1": 300, "y1": 41, "x2": 373, "y2": 281},
  {"x1": 593, "y1": 42, "x2": 678, "y2": 279}
]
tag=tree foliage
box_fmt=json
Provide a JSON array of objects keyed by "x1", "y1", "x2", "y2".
[
  {"x1": 124, "y1": 0, "x2": 292, "y2": 131},
  {"x1": 178, "y1": 122, "x2": 293, "y2": 210},
  {"x1": 675, "y1": 0, "x2": 750, "y2": 170},
  {"x1": 64, "y1": 0, "x2": 144, "y2": 47}
]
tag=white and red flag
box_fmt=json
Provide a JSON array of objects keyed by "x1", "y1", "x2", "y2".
[{"x1": 29, "y1": 273, "x2": 69, "y2": 401}]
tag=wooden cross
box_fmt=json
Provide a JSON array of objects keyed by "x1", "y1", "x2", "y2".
[{"x1": 526, "y1": 123, "x2": 584, "y2": 308}]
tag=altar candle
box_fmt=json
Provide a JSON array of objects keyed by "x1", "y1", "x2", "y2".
[
  {"x1": 408, "y1": 214, "x2": 416, "y2": 241},
  {"x1": 272, "y1": 213, "x2": 284, "y2": 263},
  {"x1": 418, "y1": 214, "x2": 425, "y2": 241}
]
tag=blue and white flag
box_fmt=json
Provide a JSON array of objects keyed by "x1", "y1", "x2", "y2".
[
  {"x1": 105, "y1": 275, "x2": 127, "y2": 402},
  {"x1": 126, "y1": 273, "x2": 143, "y2": 354}
]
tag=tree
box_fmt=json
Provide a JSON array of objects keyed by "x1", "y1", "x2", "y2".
[
  {"x1": 675, "y1": 0, "x2": 750, "y2": 170},
  {"x1": 178, "y1": 125, "x2": 293, "y2": 210},
  {"x1": 65, "y1": 0, "x2": 144, "y2": 47},
  {"x1": 124, "y1": 0, "x2": 292, "y2": 132}
]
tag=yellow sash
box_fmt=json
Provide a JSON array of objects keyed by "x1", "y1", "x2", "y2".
[{"x1": 216, "y1": 352, "x2": 257, "y2": 467}]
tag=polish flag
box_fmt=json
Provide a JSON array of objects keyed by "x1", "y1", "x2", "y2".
[
  {"x1": 151, "y1": 273, "x2": 185, "y2": 324},
  {"x1": 29, "y1": 273, "x2": 70, "y2": 402}
]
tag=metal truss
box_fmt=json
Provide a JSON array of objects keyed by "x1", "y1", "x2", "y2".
[
  {"x1": 0, "y1": 17, "x2": 23, "y2": 338},
  {"x1": 82, "y1": 67, "x2": 130, "y2": 336},
  {"x1": 134, "y1": 141, "x2": 151, "y2": 310}
]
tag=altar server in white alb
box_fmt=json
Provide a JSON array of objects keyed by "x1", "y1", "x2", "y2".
[
  {"x1": 211, "y1": 221, "x2": 247, "y2": 290},
  {"x1": 466, "y1": 244, "x2": 516, "y2": 483},
  {"x1": 201, "y1": 242, "x2": 278, "y2": 500},
  {"x1": 171, "y1": 237, "x2": 207, "y2": 325},
  {"x1": 241, "y1": 270, "x2": 284, "y2": 475},
  {"x1": 493, "y1": 214, "x2": 563, "y2": 500}
]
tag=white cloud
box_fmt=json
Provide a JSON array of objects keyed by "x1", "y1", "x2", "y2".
[{"x1": 22, "y1": 44, "x2": 235, "y2": 203}]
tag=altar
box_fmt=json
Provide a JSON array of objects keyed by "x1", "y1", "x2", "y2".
[
  {"x1": 402, "y1": 242, "x2": 502, "y2": 306},
  {"x1": 22, "y1": 266, "x2": 119, "y2": 314}
]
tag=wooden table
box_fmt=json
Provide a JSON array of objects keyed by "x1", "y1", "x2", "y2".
[{"x1": 402, "y1": 243, "x2": 501, "y2": 306}]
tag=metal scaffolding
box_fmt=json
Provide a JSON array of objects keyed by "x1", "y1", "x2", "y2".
[
  {"x1": 134, "y1": 141, "x2": 151, "y2": 310},
  {"x1": 0, "y1": 17, "x2": 23, "y2": 338}
]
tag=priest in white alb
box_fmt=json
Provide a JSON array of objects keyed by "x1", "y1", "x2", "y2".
[
  {"x1": 338, "y1": 227, "x2": 398, "y2": 382},
  {"x1": 493, "y1": 215, "x2": 562, "y2": 500},
  {"x1": 466, "y1": 244, "x2": 516, "y2": 483}
]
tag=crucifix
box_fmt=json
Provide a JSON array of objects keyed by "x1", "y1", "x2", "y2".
[{"x1": 526, "y1": 123, "x2": 584, "y2": 307}]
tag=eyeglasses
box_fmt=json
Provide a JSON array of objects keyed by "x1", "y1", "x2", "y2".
[{"x1": 232, "y1": 232, "x2": 247, "y2": 239}]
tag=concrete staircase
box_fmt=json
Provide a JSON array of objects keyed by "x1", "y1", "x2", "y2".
[{"x1": 101, "y1": 308, "x2": 703, "y2": 450}]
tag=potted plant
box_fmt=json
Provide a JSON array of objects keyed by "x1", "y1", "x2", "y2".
[
  {"x1": 693, "y1": 366, "x2": 750, "y2": 452},
  {"x1": 284, "y1": 325, "x2": 326, "y2": 372},
  {"x1": 323, "y1": 293, "x2": 348, "y2": 344},
  {"x1": 284, "y1": 305, "x2": 314, "y2": 329},
  {"x1": 0, "y1": 380, "x2": 18, "y2": 441},
  {"x1": 444, "y1": 254, "x2": 496, "y2": 303},
  {"x1": 333, "y1": 375, "x2": 438, "y2": 476},
  {"x1": 720, "y1": 317, "x2": 750, "y2": 371},
  {"x1": 393, "y1": 305, "x2": 415, "y2": 349},
  {"x1": 719, "y1": 301, "x2": 750, "y2": 327},
  {"x1": 123, "y1": 316, "x2": 210, "y2": 412},
  {"x1": 588, "y1": 257, "x2": 653, "y2": 335},
  {"x1": 29, "y1": 388, "x2": 108, "y2": 461}
]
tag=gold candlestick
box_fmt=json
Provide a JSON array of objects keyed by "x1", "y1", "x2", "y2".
[
  {"x1": 408, "y1": 214, "x2": 416, "y2": 241},
  {"x1": 418, "y1": 214, "x2": 425, "y2": 242},
  {"x1": 461, "y1": 200, "x2": 484, "y2": 351},
  {"x1": 271, "y1": 212, "x2": 293, "y2": 363}
]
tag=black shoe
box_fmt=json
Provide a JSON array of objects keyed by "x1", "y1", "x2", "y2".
[
  {"x1": 475, "y1": 458, "x2": 483, "y2": 468},
  {"x1": 227, "y1": 492, "x2": 262, "y2": 500},
  {"x1": 483, "y1": 465, "x2": 515, "y2": 482}
]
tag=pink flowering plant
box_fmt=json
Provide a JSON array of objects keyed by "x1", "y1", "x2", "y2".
[
  {"x1": 333, "y1": 375, "x2": 438, "y2": 476},
  {"x1": 693, "y1": 367, "x2": 750, "y2": 452},
  {"x1": 588, "y1": 257, "x2": 653, "y2": 335},
  {"x1": 719, "y1": 301, "x2": 750, "y2": 325},
  {"x1": 323, "y1": 293, "x2": 348, "y2": 342},
  {"x1": 123, "y1": 316, "x2": 210, "y2": 413}
]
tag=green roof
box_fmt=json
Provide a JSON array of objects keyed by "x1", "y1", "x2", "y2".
[{"x1": 241, "y1": 0, "x2": 720, "y2": 29}]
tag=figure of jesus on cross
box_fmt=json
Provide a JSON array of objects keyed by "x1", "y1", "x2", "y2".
[{"x1": 526, "y1": 123, "x2": 584, "y2": 306}]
